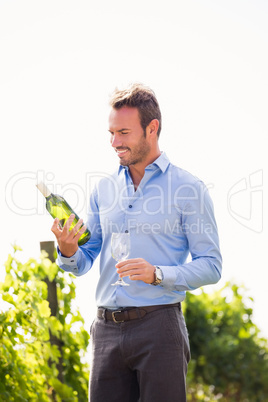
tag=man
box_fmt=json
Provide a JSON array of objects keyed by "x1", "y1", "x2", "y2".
[{"x1": 52, "y1": 83, "x2": 222, "y2": 402}]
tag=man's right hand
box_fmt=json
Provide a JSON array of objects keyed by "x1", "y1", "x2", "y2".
[{"x1": 51, "y1": 214, "x2": 87, "y2": 257}]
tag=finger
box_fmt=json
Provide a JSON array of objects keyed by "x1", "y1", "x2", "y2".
[
  {"x1": 116, "y1": 258, "x2": 143, "y2": 268},
  {"x1": 62, "y1": 214, "x2": 76, "y2": 233},
  {"x1": 117, "y1": 265, "x2": 144, "y2": 278},
  {"x1": 129, "y1": 274, "x2": 142, "y2": 281},
  {"x1": 128, "y1": 270, "x2": 153, "y2": 283},
  {"x1": 118, "y1": 268, "x2": 141, "y2": 277},
  {"x1": 126, "y1": 271, "x2": 144, "y2": 281},
  {"x1": 68, "y1": 217, "x2": 83, "y2": 235},
  {"x1": 51, "y1": 218, "x2": 61, "y2": 236},
  {"x1": 73, "y1": 221, "x2": 87, "y2": 238},
  {"x1": 116, "y1": 261, "x2": 145, "y2": 273}
]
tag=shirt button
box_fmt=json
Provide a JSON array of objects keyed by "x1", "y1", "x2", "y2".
[
  {"x1": 125, "y1": 230, "x2": 129, "y2": 233},
  {"x1": 129, "y1": 205, "x2": 132, "y2": 208}
]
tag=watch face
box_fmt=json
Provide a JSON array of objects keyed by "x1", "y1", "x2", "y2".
[
  {"x1": 156, "y1": 267, "x2": 163, "y2": 281},
  {"x1": 151, "y1": 267, "x2": 163, "y2": 285}
]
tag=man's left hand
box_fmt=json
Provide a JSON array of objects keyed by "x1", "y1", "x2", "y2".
[{"x1": 116, "y1": 258, "x2": 155, "y2": 284}]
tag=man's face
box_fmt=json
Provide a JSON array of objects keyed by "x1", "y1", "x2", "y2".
[{"x1": 108, "y1": 106, "x2": 151, "y2": 167}]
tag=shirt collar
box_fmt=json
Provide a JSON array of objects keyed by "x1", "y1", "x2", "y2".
[
  {"x1": 151, "y1": 152, "x2": 170, "y2": 173},
  {"x1": 117, "y1": 152, "x2": 170, "y2": 175}
]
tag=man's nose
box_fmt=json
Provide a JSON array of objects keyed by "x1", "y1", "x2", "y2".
[{"x1": 111, "y1": 133, "x2": 122, "y2": 148}]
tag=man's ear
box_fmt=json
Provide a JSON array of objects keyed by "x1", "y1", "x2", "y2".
[{"x1": 146, "y1": 119, "x2": 159, "y2": 139}]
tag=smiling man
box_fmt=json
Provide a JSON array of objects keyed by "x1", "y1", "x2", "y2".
[
  {"x1": 109, "y1": 106, "x2": 159, "y2": 176},
  {"x1": 53, "y1": 83, "x2": 222, "y2": 402}
]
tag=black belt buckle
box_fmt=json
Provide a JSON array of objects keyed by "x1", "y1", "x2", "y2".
[{"x1": 112, "y1": 310, "x2": 124, "y2": 323}]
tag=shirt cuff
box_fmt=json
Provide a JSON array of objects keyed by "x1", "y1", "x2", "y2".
[
  {"x1": 56, "y1": 247, "x2": 81, "y2": 274},
  {"x1": 158, "y1": 265, "x2": 177, "y2": 290}
]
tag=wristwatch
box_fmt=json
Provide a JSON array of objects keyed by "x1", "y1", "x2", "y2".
[{"x1": 151, "y1": 266, "x2": 163, "y2": 286}]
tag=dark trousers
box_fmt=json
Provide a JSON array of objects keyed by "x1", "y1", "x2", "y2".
[{"x1": 89, "y1": 304, "x2": 191, "y2": 402}]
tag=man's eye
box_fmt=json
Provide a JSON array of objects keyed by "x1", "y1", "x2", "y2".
[{"x1": 121, "y1": 131, "x2": 129, "y2": 135}]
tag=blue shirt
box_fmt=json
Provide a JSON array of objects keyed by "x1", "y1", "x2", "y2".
[{"x1": 57, "y1": 152, "x2": 222, "y2": 308}]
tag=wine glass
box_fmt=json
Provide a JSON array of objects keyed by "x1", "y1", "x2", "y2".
[{"x1": 111, "y1": 232, "x2": 130, "y2": 286}]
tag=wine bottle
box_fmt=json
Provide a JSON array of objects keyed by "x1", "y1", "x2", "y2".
[{"x1": 36, "y1": 181, "x2": 91, "y2": 246}]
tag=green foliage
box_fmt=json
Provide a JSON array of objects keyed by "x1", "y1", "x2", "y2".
[
  {"x1": 2, "y1": 247, "x2": 268, "y2": 402},
  {"x1": 0, "y1": 246, "x2": 89, "y2": 401},
  {"x1": 184, "y1": 282, "x2": 268, "y2": 401}
]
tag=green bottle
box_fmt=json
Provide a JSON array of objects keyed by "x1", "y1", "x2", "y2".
[{"x1": 36, "y1": 181, "x2": 91, "y2": 246}]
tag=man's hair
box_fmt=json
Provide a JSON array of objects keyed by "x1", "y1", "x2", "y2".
[{"x1": 109, "y1": 83, "x2": 162, "y2": 138}]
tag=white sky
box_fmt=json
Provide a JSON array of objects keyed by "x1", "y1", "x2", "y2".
[{"x1": 1, "y1": 0, "x2": 267, "y2": 340}]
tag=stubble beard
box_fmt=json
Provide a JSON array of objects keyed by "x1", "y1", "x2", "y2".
[{"x1": 119, "y1": 137, "x2": 151, "y2": 167}]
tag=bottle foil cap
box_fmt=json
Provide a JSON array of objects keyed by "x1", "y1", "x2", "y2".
[{"x1": 36, "y1": 181, "x2": 51, "y2": 197}]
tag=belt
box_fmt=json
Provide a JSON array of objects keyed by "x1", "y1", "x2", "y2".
[{"x1": 97, "y1": 302, "x2": 181, "y2": 323}]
